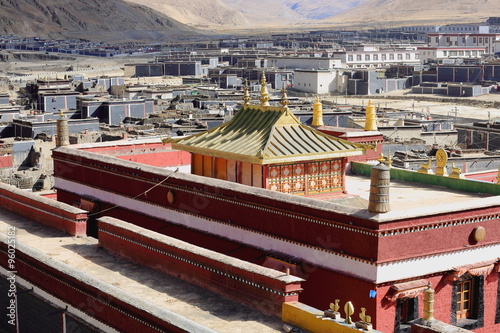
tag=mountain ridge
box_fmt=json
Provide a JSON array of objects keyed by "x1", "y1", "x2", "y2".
[
  {"x1": 1, "y1": 0, "x2": 500, "y2": 42},
  {"x1": 0, "y1": 0, "x2": 199, "y2": 42}
]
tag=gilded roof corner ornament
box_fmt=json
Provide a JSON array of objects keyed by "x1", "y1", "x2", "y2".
[
  {"x1": 279, "y1": 86, "x2": 289, "y2": 108},
  {"x1": 243, "y1": 80, "x2": 251, "y2": 106},
  {"x1": 259, "y1": 72, "x2": 270, "y2": 107}
]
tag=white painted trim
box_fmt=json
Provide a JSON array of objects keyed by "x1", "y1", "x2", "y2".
[
  {"x1": 377, "y1": 244, "x2": 500, "y2": 282},
  {"x1": 56, "y1": 178, "x2": 500, "y2": 284},
  {"x1": 56, "y1": 177, "x2": 378, "y2": 281}
]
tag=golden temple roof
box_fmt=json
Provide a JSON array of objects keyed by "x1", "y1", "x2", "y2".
[{"x1": 170, "y1": 104, "x2": 369, "y2": 165}]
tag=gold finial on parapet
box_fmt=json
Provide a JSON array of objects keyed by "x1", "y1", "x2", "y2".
[
  {"x1": 449, "y1": 162, "x2": 465, "y2": 179},
  {"x1": 279, "y1": 85, "x2": 289, "y2": 108},
  {"x1": 423, "y1": 282, "x2": 435, "y2": 322},
  {"x1": 259, "y1": 72, "x2": 270, "y2": 106},
  {"x1": 418, "y1": 159, "x2": 434, "y2": 174},
  {"x1": 377, "y1": 153, "x2": 386, "y2": 165},
  {"x1": 330, "y1": 299, "x2": 340, "y2": 313},
  {"x1": 385, "y1": 149, "x2": 393, "y2": 167},
  {"x1": 243, "y1": 80, "x2": 251, "y2": 106},
  {"x1": 497, "y1": 165, "x2": 500, "y2": 184},
  {"x1": 364, "y1": 100, "x2": 378, "y2": 131},
  {"x1": 435, "y1": 148, "x2": 448, "y2": 176},
  {"x1": 311, "y1": 96, "x2": 324, "y2": 127},
  {"x1": 359, "y1": 308, "x2": 371, "y2": 324},
  {"x1": 355, "y1": 307, "x2": 373, "y2": 331},
  {"x1": 344, "y1": 301, "x2": 354, "y2": 325},
  {"x1": 324, "y1": 299, "x2": 342, "y2": 320}
]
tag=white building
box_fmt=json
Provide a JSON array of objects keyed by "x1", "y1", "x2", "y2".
[
  {"x1": 427, "y1": 32, "x2": 500, "y2": 55},
  {"x1": 418, "y1": 47, "x2": 486, "y2": 63},
  {"x1": 293, "y1": 69, "x2": 345, "y2": 94},
  {"x1": 402, "y1": 24, "x2": 491, "y2": 34},
  {"x1": 268, "y1": 57, "x2": 342, "y2": 70},
  {"x1": 338, "y1": 45, "x2": 421, "y2": 68}
]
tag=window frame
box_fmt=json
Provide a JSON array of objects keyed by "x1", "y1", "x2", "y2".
[
  {"x1": 394, "y1": 297, "x2": 418, "y2": 333},
  {"x1": 451, "y1": 275, "x2": 484, "y2": 330}
]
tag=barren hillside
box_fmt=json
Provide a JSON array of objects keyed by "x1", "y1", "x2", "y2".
[
  {"x1": 0, "y1": 0, "x2": 198, "y2": 42},
  {"x1": 323, "y1": 0, "x2": 500, "y2": 27}
]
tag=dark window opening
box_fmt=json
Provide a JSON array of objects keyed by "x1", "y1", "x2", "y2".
[{"x1": 394, "y1": 297, "x2": 418, "y2": 333}]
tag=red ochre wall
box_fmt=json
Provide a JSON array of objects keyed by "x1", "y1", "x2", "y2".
[
  {"x1": 116, "y1": 150, "x2": 190, "y2": 167},
  {"x1": 53, "y1": 149, "x2": 380, "y2": 261},
  {"x1": 80, "y1": 142, "x2": 191, "y2": 168},
  {"x1": 376, "y1": 206, "x2": 500, "y2": 263},
  {"x1": 375, "y1": 271, "x2": 500, "y2": 333},
  {"x1": 317, "y1": 128, "x2": 383, "y2": 163},
  {"x1": 0, "y1": 155, "x2": 12, "y2": 168},
  {"x1": 0, "y1": 181, "x2": 86, "y2": 236},
  {"x1": 0, "y1": 241, "x2": 209, "y2": 333},
  {"x1": 52, "y1": 147, "x2": 500, "y2": 331},
  {"x1": 299, "y1": 264, "x2": 379, "y2": 326},
  {"x1": 465, "y1": 171, "x2": 498, "y2": 183},
  {"x1": 98, "y1": 217, "x2": 303, "y2": 317},
  {"x1": 53, "y1": 147, "x2": 500, "y2": 263}
]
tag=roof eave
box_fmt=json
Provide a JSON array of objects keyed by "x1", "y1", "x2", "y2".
[{"x1": 172, "y1": 143, "x2": 365, "y2": 165}]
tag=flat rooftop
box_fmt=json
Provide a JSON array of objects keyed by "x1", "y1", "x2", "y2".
[
  {"x1": 339, "y1": 173, "x2": 494, "y2": 221},
  {"x1": 0, "y1": 208, "x2": 283, "y2": 333},
  {"x1": 344, "y1": 173, "x2": 489, "y2": 210}
]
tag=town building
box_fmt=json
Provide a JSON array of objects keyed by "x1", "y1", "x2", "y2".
[
  {"x1": 419, "y1": 30, "x2": 500, "y2": 62},
  {"x1": 340, "y1": 45, "x2": 421, "y2": 68},
  {"x1": 77, "y1": 96, "x2": 154, "y2": 125},
  {"x1": 293, "y1": 69, "x2": 344, "y2": 94}
]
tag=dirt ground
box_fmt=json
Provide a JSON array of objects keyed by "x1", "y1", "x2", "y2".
[{"x1": 325, "y1": 89, "x2": 500, "y2": 122}]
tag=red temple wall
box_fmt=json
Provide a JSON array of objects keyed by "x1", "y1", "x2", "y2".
[
  {"x1": 0, "y1": 181, "x2": 86, "y2": 236},
  {"x1": 0, "y1": 242, "x2": 195, "y2": 333},
  {"x1": 53, "y1": 148, "x2": 500, "y2": 266},
  {"x1": 52, "y1": 148, "x2": 500, "y2": 331},
  {"x1": 98, "y1": 217, "x2": 302, "y2": 316}
]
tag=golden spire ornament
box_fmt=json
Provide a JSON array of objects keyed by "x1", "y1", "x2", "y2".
[
  {"x1": 243, "y1": 80, "x2": 251, "y2": 106},
  {"x1": 279, "y1": 86, "x2": 289, "y2": 108},
  {"x1": 259, "y1": 72, "x2": 270, "y2": 106}
]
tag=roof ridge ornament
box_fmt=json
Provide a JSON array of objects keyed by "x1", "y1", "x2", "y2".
[
  {"x1": 279, "y1": 86, "x2": 289, "y2": 108},
  {"x1": 259, "y1": 72, "x2": 270, "y2": 107},
  {"x1": 243, "y1": 80, "x2": 251, "y2": 106},
  {"x1": 311, "y1": 96, "x2": 324, "y2": 127}
]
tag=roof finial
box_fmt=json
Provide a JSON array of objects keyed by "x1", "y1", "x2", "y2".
[
  {"x1": 259, "y1": 72, "x2": 270, "y2": 107},
  {"x1": 311, "y1": 96, "x2": 324, "y2": 127},
  {"x1": 243, "y1": 80, "x2": 251, "y2": 106},
  {"x1": 279, "y1": 85, "x2": 289, "y2": 108},
  {"x1": 364, "y1": 100, "x2": 378, "y2": 131}
]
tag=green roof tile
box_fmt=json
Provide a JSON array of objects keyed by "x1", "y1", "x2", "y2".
[{"x1": 170, "y1": 105, "x2": 369, "y2": 165}]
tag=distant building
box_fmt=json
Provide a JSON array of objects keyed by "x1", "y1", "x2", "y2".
[
  {"x1": 37, "y1": 91, "x2": 79, "y2": 113},
  {"x1": 424, "y1": 32, "x2": 500, "y2": 58},
  {"x1": 339, "y1": 45, "x2": 421, "y2": 68},
  {"x1": 267, "y1": 56, "x2": 341, "y2": 70},
  {"x1": 346, "y1": 70, "x2": 412, "y2": 95},
  {"x1": 77, "y1": 97, "x2": 154, "y2": 125},
  {"x1": 13, "y1": 117, "x2": 99, "y2": 139},
  {"x1": 0, "y1": 94, "x2": 9, "y2": 105},
  {"x1": 293, "y1": 69, "x2": 344, "y2": 94}
]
